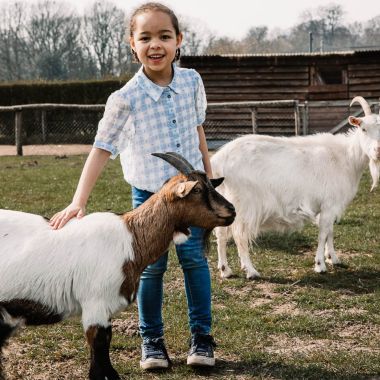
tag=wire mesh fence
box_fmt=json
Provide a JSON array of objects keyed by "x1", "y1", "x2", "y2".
[{"x1": 0, "y1": 100, "x2": 304, "y2": 156}]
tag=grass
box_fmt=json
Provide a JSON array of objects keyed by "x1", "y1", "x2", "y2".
[{"x1": 0, "y1": 155, "x2": 379, "y2": 380}]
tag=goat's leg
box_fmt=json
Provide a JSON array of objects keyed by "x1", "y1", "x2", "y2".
[
  {"x1": 0, "y1": 307, "x2": 22, "y2": 380},
  {"x1": 216, "y1": 226, "x2": 233, "y2": 278},
  {"x1": 324, "y1": 227, "x2": 341, "y2": 265},
  {"x1": 315, "y1": 214, "x2": 334, "y2": 273},
  {"x1": 232, "y1": 230, "x2": 260, "y2": 279},
  {"x1": 85, "y1": 325, "x2": 120, "y2": 380}
]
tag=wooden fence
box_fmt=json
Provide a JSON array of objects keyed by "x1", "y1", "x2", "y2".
[{"x1": 1, "y1": 99, "x2": 378, "y2": 156}]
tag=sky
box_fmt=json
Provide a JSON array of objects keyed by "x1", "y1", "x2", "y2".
[{"x1": 3, "y1": 0, "x2": 379, "y2": 39}]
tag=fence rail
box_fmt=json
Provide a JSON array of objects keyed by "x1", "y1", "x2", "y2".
[
  {"x1": 0, "y1": 100, "x2": 304, "y2": 156},
  {"x1": 3, "y1": 98, "x2": 377, "y2": 156}
]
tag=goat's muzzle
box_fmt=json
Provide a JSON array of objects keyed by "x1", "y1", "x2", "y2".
[{"x1": 219, "y1": 203, "x2": 236, "y2": 226}]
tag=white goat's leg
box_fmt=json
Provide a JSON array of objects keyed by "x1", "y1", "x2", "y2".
[
  {"x1": 232, "y1": 230, "x2": 260, "y2": 279},
  {"x1": 216, "y1": 226, "x2": 233, "y2": 278},
  {"x1": 324, "y1": 228, "x2": 341, "y2": 265},
  {"x1": 315, "y1": 214, "x2": 334, "y2": 273}
]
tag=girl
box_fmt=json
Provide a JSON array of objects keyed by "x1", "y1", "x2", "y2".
[{"x1": 50, "y1": 2, "x2": 216, "y2": 370}]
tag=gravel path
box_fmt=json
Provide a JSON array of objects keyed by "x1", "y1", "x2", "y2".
[{"x1": 0, "y1": 144, "x2": 92, "y2": 156}]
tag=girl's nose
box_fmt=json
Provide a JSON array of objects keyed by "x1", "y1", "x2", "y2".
[{"x1": 150, "y1": 38, "x2": 162, "y2": 48}]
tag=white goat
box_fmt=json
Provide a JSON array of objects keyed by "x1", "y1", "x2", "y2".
[
  {"x1": 0, "y1": 152, "x2": 235, "y2": 380},
  {"x1": 211, "y1": 96, "x2": 380, "y2": 279}
]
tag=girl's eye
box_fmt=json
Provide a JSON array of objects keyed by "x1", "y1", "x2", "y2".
[{"x1": 161, "y1": 35, "x2": 171, "y2": 40}]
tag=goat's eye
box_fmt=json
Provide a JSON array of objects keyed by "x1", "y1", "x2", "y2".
[{"x1": 193, "y1": 188, "x2": 202, "y2": 194}]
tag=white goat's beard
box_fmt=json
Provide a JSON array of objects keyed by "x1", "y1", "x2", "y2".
[
  {"x1": 173, "y1": 231, "x2": 190, "y2": 245},
  {"x1": 369, "y1": 159, "x2": 380, "y2": 191}
]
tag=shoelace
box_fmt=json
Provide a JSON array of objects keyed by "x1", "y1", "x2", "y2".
[
  {"x1": 190, "y1": 334, "x2": 217, "y2": 353},
  {"x1": 143, "y1": 338, "x2": 172, "y2": 364}
]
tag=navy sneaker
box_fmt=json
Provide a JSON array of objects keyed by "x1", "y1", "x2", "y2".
[
  {"x1": 187, "y1": 333, "x2": 216, "y2": 367},
  {"x1": 140, "y1": 337, "x2": 171, "y2": 370}
]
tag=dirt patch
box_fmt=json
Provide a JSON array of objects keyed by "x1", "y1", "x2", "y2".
[
  {"x1": 0, "y1": 144, "x2": 92, "y2": 156},
  {"x1": 112, "y1": 314, "x2": 139, "y2": 337},
  {"x1": 265, "y1": 333, "x2": 380, "y2": 356},
  {"x1": 335, "y1": 322, "x2": 380, "y2": 339},
  {"x1": 271, "y1": 302, "x2": 302, "y2": 316},
  {"x1": 3, "y1": 340, "x2": 87, "y2": 380}
]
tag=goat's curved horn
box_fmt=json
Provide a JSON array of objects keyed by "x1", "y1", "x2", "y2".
[
  {"x1": 165, "y1": 152, "x2": 195, "y2": 170},
  {"x1": 152, "y1": 152, "x2": 194, "y2": 175},
  {"x1": 350, "y1": 96, "x2": 372, "y2": 116}
]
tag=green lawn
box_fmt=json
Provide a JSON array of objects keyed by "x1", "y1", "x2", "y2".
[{"x1": 0, "y1": 155, "x2": 379, "y2": 380}]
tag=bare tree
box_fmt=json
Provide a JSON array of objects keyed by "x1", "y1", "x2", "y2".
[
  {"x1": 362, "y1": 16, "x2": 380, "y2": 47},
  {"x1": 243, "y1": 26, "x2": 269, "y2": 53},
  {"x1": 179, "y1": 17, "x2": 209, "y2": 55},
  {"x1": 25, "y1": 0, "x2": 84, "y2": 79},
  {"x1": 0, "y1": 2, "x2": 29, "y2": 80},
  {"x1": 318, "y1": 4, "x2": 345, "y2": 45},
  {"x1": 82, "y1": 1, "x2": 127, "y2": 77}
]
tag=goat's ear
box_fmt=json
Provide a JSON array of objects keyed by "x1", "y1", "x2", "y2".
[
  {"x1": 348, "y1": 116, "x2": 362, "y2": 127},
  {"x1": 176, "y1": 180, "x2": 198, "y2": 198},
  {"x1": 211, "y1": 177, "x2": 224, "y2": 188}
]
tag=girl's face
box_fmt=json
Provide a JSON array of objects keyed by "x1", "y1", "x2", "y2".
[{"x1": 130, "y1": 10, "x2": 182, "y2": 83}]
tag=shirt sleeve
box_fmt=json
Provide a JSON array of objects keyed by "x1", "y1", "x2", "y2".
[
  {"x1": 93, "y1": 92, "x2": 130, "y2": 159},
  {"x1": 194, "y1": 71, "x2": 207, "y2": 125}
]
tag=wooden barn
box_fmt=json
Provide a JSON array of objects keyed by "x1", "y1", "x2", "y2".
[{"x1": 180, "y1": 50, "x2": 380, "y2": 144}]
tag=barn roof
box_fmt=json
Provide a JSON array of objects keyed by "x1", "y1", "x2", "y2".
[{"x1": 183, "y1": 49, "x2": 380, "y2": 58}]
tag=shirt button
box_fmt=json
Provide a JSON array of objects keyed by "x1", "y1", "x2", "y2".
[
  {"x1": 167, "y1": 94, "x2": 171, "y2": 98},
  {"x1": 172, "y1": 120, "x2": 176, "y2": 124},
  {"x1": 176, "y1": 143, "x2": 181, "y2": 148}
]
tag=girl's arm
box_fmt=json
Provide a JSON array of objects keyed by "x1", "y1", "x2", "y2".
[
  {"x1": 197, "y1": 125, "x2": 213, "y2": 178},
  {"x1": 50, "y1": 147, "x2": 111, "y2": 229}
]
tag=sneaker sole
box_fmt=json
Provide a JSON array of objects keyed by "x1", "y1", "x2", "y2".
[
  {"x1": 187, "y1": 355, "x2": 215, "y2": 367},
  {"x1": 140, "y1": 358, "x2": 169, "y2": 370}
]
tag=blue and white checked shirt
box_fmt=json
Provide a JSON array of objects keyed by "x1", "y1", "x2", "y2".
[{"x1": 94, "y1": 64, "x2": 207, "y2": 192}]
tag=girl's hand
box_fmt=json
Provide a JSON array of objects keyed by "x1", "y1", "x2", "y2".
[{"x1": 49, "y1": 204, "x2": 86, "y2": 230}]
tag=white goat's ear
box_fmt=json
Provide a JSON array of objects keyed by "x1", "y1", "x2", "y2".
[
  {"x1": 176, "y1": 181, "x2": 198, "y2": 198},
  {"x1": 348, "y1": 116, "x2": 362, "y2": 127}
]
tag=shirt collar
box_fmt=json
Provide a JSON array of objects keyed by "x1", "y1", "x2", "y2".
[{"x1": 136, "y1": 64, "x2": 182, "y2": 102}]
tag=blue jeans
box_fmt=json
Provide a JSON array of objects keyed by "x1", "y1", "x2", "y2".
[{"x1": 132, "y1": 186, "x2": 212, "y2": 339}]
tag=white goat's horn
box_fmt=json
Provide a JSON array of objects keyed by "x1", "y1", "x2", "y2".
[{"x1": 350, "y1": 96, "x2": 371, "y2": 116}]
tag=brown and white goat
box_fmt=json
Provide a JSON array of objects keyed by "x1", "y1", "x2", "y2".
[{"x1": 0, "y1": 152, "x2": 235, "y2": 380}]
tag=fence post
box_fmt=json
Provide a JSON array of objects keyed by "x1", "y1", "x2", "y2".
[
  {"x1": 302, "y1": 101, "x2": 309, "y2": 135},
  {"x1": 41, "y1": 109, "x2": 47, "y2": 143},
  {"x1": 374, "y1": 99, "x2": 380, "y2": 114},
  {"x1": 294, "y1": 101, "x2": 301, "y2": 136},
  {"x1": 15, "y1": 110, "x2": 23, "y2": 156},
  {"x1": 251, "y1": 107, "x2": 257, "y2": 134}
]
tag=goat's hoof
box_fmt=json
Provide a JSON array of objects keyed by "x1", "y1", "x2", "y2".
[
  {"x1": 246, "y1": 270, "x2": 261, "y2": 280},
  {"x1": 325, "y1": 256, "x2": 341, "y2": 265},
  {"x1": 220, "y1": 266, "x2": 233, "y2": 278},
  {"x1": 89, "y1": 366, "x2": 120, "y2": 380},
  {"x1": 326, "y1": 259, "x2": 341, "y2": 266},
  {"x1": 314, "y1": 263, "x2": 327, "y2": 273}
]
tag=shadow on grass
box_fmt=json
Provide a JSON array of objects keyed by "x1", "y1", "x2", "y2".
[
  {"x1": 191, "y1": 358, "x2": 377, "y2": 380},
  {"x1": 255, "y1": 231, "x2": 314, "y2": 255},
  {"x1": 299, "y1": 267, "x2": 380, "y2": 294},
  {"x1": 263, "y1": 267, "x2": 380, "y2": 294}
]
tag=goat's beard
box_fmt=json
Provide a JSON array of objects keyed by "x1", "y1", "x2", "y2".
[
  {"x1": 369, "y1": 158, "x2": 380, "y2": 191},
  {"x1": 203, "y1": 229, "x2": 213, "y2": 255}
]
